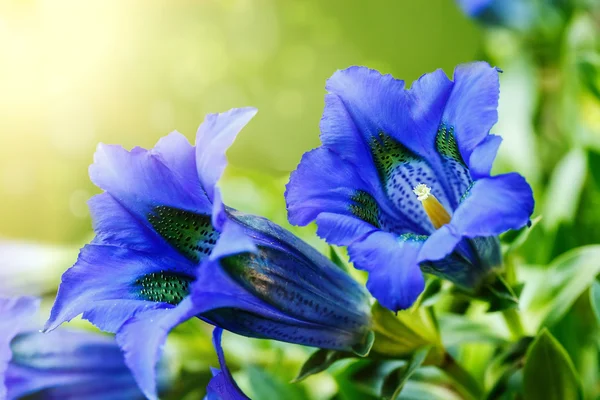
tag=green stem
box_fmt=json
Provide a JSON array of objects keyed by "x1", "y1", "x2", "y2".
[
  {"x1": 440, "y1": 352, "x2": 482, "y2": 400},
  {"x1": 502, "y1": 308, "x2": 525, "y2": 339}
]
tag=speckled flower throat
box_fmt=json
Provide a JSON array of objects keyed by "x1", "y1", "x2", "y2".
[
  {"x1": 135, "y1": 205, "x2": 221, "y2": 304},
  {"x1": 350, "y1": 123, "x2": 470, "y2": 234}
]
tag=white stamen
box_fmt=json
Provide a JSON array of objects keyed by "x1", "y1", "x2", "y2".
[{"x1": 412, "y1": 183, "x2": 431, "y2": 201}]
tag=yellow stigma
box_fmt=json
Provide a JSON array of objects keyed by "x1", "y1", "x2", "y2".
[{"x1": 413, "y1": 184, "x2": 451, "y2": 229}]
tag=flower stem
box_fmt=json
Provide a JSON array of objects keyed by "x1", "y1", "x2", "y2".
[
  {"x1": 440, "y1": 352, "x2": 482, "y2": 400},
  {"x1": 502, "y1": 308, "x2": 525, "y2": 339}
]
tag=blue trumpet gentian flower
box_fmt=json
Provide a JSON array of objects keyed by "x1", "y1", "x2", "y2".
[
  {"x1": 204, "y1": 328, "x2": 249, "y2": 400},
  {"x1": 44, "y1": 108, "x2": 372, "y2": 399},
  {"x1": 286, "y1": 63, "x2": 534, "y2": 312},
  {"x1": 456, "y1": 0, "x2": 536, "y2": 31},
  {"x1": 1, "y1": 296, "x2": 162, "y2": 400}
]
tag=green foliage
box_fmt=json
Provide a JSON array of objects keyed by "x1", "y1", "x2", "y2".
[
  {"x1": 523, "y1": 329, "x2": 582, "y2": 400},
  {"x1": 380, "y1": 347, "x2": 430, "y2": 399},
  {"x1": 524, "y1": 245, "x2": 600, "y2": 329}
]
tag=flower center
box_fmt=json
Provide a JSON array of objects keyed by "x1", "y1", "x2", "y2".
[{"x1": 413, "y1": 183, "x2": 451, "y2": 229}]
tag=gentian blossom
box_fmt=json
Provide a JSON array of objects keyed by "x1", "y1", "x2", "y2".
[
  {"x1": 456, "y1": 0, "x2": 536, "y2": 31},
  {"x1": 286, "y1": 62, "x2": 534, "y2": 312},
  {"x1": 204, "y1": 328, "x2": 249, "y2": 400},
  {"x1": 0, "y1": 296, "x2": 160, "y2": 399},
  {"x1": 44, "y1": 108, "x2": 372, "y2": 399}
]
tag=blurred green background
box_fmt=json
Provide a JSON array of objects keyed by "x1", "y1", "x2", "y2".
[{"x1": 0, "y1": 0, "x2": 480, "y2": 243}]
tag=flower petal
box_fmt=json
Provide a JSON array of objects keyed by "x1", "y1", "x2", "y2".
[
  {"x1": 443, "y1": 62, "x2": 500, "y2": 162},
  {"x1": 194, "y1": 262, "x2": 366, "y2": 351},
  {"x1": 348, "y1": 232, "x2": 426, "y2": 311},
  {"x1": 116, "y1": 297, "x2": 198, "y2": 400},
  {"x1": 420, "y1": 173, "x2": 534, "y2": 262},
  {"x1": 0, "y1": 297, "x2": 39, "y2": 399},
  {"x1": 44, "y1": 244, "x2": 193, "y2": 333},
  {"x1": 7, "y1": 329, "x2": 150, "y2": 400},
  {"x1": 468, "y1": 134, "x2": 502, "y2": 179},
  {"x1": 205, "y1": 328, "x2": 250, "y2": 400},
  {"x1": 195, "y1": 108, "x2": 258, "y2": 202},
  {"x1": 89, "y1": 132, "x2": 212, "y2": 222},
  {"x1": 286, "y1": 147, "x2": 384, "y2": 244}
]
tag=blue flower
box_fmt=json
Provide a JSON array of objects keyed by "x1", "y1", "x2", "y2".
[
  {"x1": 456, "y1": 0, "x2": 537, "y2": 31},
  {"x1": 286, "y1": 63, "x2": 534, "y2": 312},
  {"x1": 204, "y1": 328, "x2": 249, "y2": 400},
  {"x1": 44, "y1": 108, "x2": 372, "y2": 399},
  {"x1": 1, "y1": 296, "x2": 161, "y2": 400}
]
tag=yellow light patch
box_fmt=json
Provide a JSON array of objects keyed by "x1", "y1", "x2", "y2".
[{"x1": 413, "y1": 184, "x2": 451, "y2": 229}]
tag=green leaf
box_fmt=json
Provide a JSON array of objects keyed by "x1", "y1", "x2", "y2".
[
  {"x1": 484, "y1": 337, "x2": 533, "y2": 399},
  {"x1": 329, "y1": 245, "x2": 349, "y2": 273},
  {"x1": 381, "y1": 346, "x2": 430, "y2": 399},
  {"x1": 578, "y1": 53, "x2": 600, "y2": 100},
  {"x1": 439, "y1": 315, "x2": 510, "y2": 347},
  {"x1": 542, "y1": 148, "x2": 587, "y2": 231},
  {"x1": 246, "y1": 365, "x2": 307, "y2": 400},
  {"x1": 590, "y1": 280, "x2": 600, "y2": 324},
  {"x1": 523, "y1": 329, "x2": 582, "y2": 400},
  {"x1": 369, "y1": 303, "x2": 443, "y2": 362},
  {"x1": 292, "y1": 349, "x2": 354, "y2": 382},
  {"x1": 465, "y1": 274, "x2": 519, "y2": 312},
  {"x1": 502, "y1": 215, "x2": 542, "y2": 253},
  {"x1": 352, "y1": 330, "x2": 375, "y2": 357},
  {"x1": 412, "y1": 278, "x2": 443, "y2": 309},
  {"x1": 525, "y1": 245, "x2": 600, "y2": 328},
  {"x1": 333, "y1": 360, "x2": 388, "y2": 400},
  {"x1": 400, "y1": 380, "x2": 463, "y2": 400}
]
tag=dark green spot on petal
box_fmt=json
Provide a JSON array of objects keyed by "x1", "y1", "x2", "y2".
[
  {"x1": 399, "y1": 232, "x2": 428, "y2": 242},
  {"x1": 349, "y1": 190, "x2": 380, "y2": 228},
  {"x1": 436, "y1": 124, "x2": 465, "y2": 165},
  {"x1": 148, "y1": 205, "x2": 219, "y2": 263},
  {"x1": 370, "y1": 132, "x2": 419, "y2": 183},
  {"x1": 134, "y1": 271, "x2": 194, "y2": 305}
]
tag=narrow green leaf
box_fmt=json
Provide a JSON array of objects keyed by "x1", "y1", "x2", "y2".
[
  {"x1": 329, "y1": 246, "x2": 349, "y2": 272},
  {"x1": 484, "y1": 337, "x2": 533, "y2": 399},
  {"x1": 468, "y1": 274, "x2": 519, "y2": 312},
  {"x1": 526, "y1": 245, "x2": 600, "y2": 328},
  {"x1": 412, "y1": 278, "x2": 443, "y2": 309},
  {"x1": 246, "y1": 366, "x2": 306, "y2": 400},
  {"x1": 502, "y1": 215, "x2": 542, "y2": 253},
  {"x1": 381, "y1": 346, "x2": 430, "y2": 399},
  {"x1": 370, "y1": 303, "x2": 442, "y2": 361},
  {"x1": 438, "y1": 315, "x2": 510, "y2": 347},
  {"x1": 542, "y1": 148, "x2": 587, "y2": 231},
  {"x1": 292, "y1": 349, "x2": 353, "y2": 382},
  {"x1": 590, "y1": 280, "x2": 600, "y2": 324},
  {"x1": 352, "y1": 330, "x2": 375, "y2": 357},
  {"x1": 523, "y1": 329, "x2": 582, "y2": 400}
]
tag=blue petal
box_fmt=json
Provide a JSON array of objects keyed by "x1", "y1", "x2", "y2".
[
  {"x1": 456, "y1": 0, "x2": 493, "y2": 16},
  {"x1": 468, "y1": 134, "x2": 502, "y2": 179},
  {"x1": 7, "y1": 330, "x2": 150, "y2": 400},
  {"x1": 286, "y1": 147, "x2": 384, "y2": 245},
  {"x1": 420, "y1": 173, "x2": 534, "y2": 262},
  {"x1": 194, "y1": 255, "x2": 369, "y2": 351},
  {"x1": 205, "y1": 328, "x2": 250, "y2": 400},
  {"x1": 443, "y1": 62, "x2": 500, "y2": 162},
  {"x1": 220, "y1": 212, "x2": 371, "y2": 331},
  {"x1": 196, "y1": 108, "x2": 257, "y2": 202},
  {"x1": 0, "y1": 297, "x2": 39, "y2": 399},
  {"x1": 44, "y1": 243, "x2": 193, "y2": 333},
  {"x1": 88, "y1": 193, "x2": 171, "y2": 252},
  {"x1": 116, "y1": 297, "x2": 198, "y2": 400},
  {"x1": 209, "y1": 189, "x2": 257, "y2": 259},
  {"x1": 348, "y1": 232, "x2": 426, "y2": 311},
  {"x1": 89, "y1": 132, "x2": 213, "y2": 222}
]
